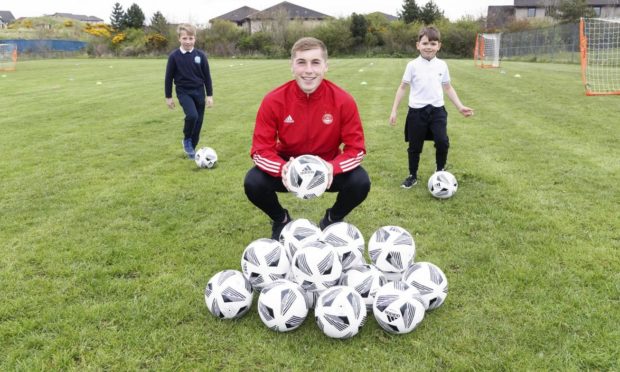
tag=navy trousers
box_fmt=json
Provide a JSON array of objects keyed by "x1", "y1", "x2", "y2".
[{"x1": 177, "y1": 87, "x2": 206, "y2": 149}]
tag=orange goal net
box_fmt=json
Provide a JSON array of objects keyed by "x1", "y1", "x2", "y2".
[{"x1": 580, "y1": 18, "x2": 620, "y2": 96}]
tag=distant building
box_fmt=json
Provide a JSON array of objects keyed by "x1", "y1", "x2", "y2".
[
  {"x1": 367, "y1": 11, "x2": 399, "y2": 22},
  {"x1": 211, "y1": 2, "x2": 331, "y2": 34},
  {"x1": 0, "y1": 10, "x2": 16, "y2": 28},
  {"x1": 48, "y1": 13, "x2": 104, "y2": 23},
  {"x1": 488, "y1": 0, "x2": 620, "y2": 29},
  {"x1": 209, "y1": 6, "x2": 259, "y2": 27}
]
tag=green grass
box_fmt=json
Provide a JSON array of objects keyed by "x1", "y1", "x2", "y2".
[{"x1": 1, "y1": 57, "x2": 619, "y2": 370}]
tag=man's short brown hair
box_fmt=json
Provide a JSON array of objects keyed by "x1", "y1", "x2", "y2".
[{"x1": 291, "y1": 37, "x2": 328, "y2": 60}]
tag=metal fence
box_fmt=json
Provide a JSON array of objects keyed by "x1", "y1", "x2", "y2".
[
  {"x1": 1, "y1": 39, "x2": 87, "y2": 58},
  {"x1": 500, "y1": 23, "x2": 580, "y2": 64}
]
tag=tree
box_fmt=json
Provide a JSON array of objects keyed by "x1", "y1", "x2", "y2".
[
  {"x1": 399, "y1": 0, "x2": 421, "y2": 24},
  {"x1": 419, "y1": 0, "x2": 444, "y2": 25},
  {"x1": 550, "y1": 0, "x2": 595, "y2": 24},
  {"x1": 110, "y1": 2, "x2": 124, "y2": 30},
  {"x1": 124, "y1": 3, "x2": 145, "y2": 29},
  {"x1": 150, "y1": 11, "x2": 168, "y2": 35},
  {"x1": 350, "y1": 13, "x2": 368, "y2": 46}
]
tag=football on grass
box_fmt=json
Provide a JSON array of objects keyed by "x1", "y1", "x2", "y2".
[
  {"x1": 427, "y1": 171, "x2": 458, "y2": 199},
  {"x1": 195, "y1": 147, "x2": 218, "y2": 168}
]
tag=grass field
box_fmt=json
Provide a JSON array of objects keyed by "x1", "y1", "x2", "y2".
[{"x1": 1, "y1": 57, "x2": 619, "y2": 370}]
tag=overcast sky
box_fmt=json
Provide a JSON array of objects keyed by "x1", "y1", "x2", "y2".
[{"x1": 3, "y1": 0, "x2": 512, "y2": 24}]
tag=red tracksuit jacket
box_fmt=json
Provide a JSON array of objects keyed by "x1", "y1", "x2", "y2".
[{"x1": 250, "y1": 79, "x2": 366, "y2": 177}]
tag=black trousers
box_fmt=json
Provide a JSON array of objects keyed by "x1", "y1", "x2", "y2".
[
  {"x1": 404, "y1": 105, "x2": 449, "y2": 177},
  {"x1": 177, "y1": 87, "x2": 206, "y2": 149},
  {"x1": 244, "y1": 166, "x2": 371, "y2": 222}
]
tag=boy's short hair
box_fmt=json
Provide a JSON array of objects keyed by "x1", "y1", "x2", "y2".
[
  {"x1": 177, "y1": 23, "x2": 196, "y2": 37},
  {"x1": 418, "y1": 26, "x2": 441, "y2": 42},
  {"x1": 291, "y1": 37, "x2": 328, "y2": 60}
]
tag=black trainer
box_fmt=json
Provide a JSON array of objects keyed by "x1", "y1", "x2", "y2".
[
  {"x1": 319, "y1": 208, "x2": 342, "y2": 230},
  {"x1": 401, "y1": 175, "x2": 418, "y2": 189},
  {"x1": 271, "y1": 209, "x2": 291, "y2": 240}
]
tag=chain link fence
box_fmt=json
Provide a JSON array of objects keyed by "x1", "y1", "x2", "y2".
[{"x1": 500, "y1": 23, "x2": 580, "y2": 64}]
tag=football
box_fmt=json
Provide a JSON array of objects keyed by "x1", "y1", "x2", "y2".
[
  {"x1": 279, "y1": 218, "x2": 321, "y2": 260},
  {"x1": 340, "y1": 264, "x2": 387, "y2": 311},
  {"x1": 286, "y1": 155, "x2": 329, "y2": 199},
  {"x1": 320, "y1": 222, "x2": 366, "y2": 271},
  {"x1": 368, "y1": 226, "x2": 416, "y2": 280},
  {"x1": 427, "y1": 171, "x2": 458, "y2": 199},
  {"x1": 195, "y1": 147, "x2": 218, "y2": 168},
  {"x1": 240, "y1": 238, "x2": 290, "y2": 291},
  {"x1": 204, "y1": 270, "x2": 253, "y2": 320},
  {"x1": 314, "y1": 285, "x2": 367, "y2": 339},
  {"x1": 372, "y1": 280, "x2": 425, "y2": 334},
  {"x1": 257, "y1": 280, "x2": 309, "y2": 332},
  {"x1": 402, "y1": 262, "x2": 449, "y2": 310},
  {"x1": 290, "y1": 240, "x2": 342, "y2": 293}
]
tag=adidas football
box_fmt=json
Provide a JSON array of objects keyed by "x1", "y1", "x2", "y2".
[
  {"x1": 368, "y1": 226, "x2": 416, "y2": 280},
  {"x1": 320, "y1": 222, "x2": 366, "y2": 271},
  {"x1": 290, "y1": 240, "x2": 342, "y2": 293},
  {"x1": 257, "y1": 279, "x2": 309, "y2": 332},
  {"x1": 240, "y1": 238, "x2": 290, "y2": 291},
  {"x1": 315, "y1": 285, "x2": 367, "y2": 339},
  {"x1": 195, "y1": 147, "x2": 218, "y2": 168},
  {"x1": 204, "y1": 270, "x2": 253, "y2": 320},
  {"x1": 427, "y1": 171, "x2": 458, "y2": 199},
  {"x1": 372, "y1": 280, "x2": 425, "y2": 334},
  {"x1": 279, "y1": 218, "x2": 321, "y2": 260},
  {"x1": 340, "y1": 264, "x2": 387, "y2": 311},
  {"x1": 402, "y1": 262, "x2": 448, "y2": 310},
  {"x1": 286, "y1": 155, "x2": 329, "y2": 199}
]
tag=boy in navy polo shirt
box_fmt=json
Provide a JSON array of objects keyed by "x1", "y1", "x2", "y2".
[
  {"x1": 389, "y1": 26, "x2": 474, "y2": 188},
  {"x1": 165, "y1": 24, "x2": 213, "y2": 159}
]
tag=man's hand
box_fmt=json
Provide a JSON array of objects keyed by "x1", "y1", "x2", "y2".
[
  {"x1": 322, "y1": 158, "x2": 334, "y2": 189},
  {"x1": 281, "y1": 157, "x2": 294, "y2": 191},
  {"x1": 165, "y1": 97, "x2": 175, "y2": 109}
]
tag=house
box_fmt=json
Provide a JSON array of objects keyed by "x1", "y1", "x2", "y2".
[
  {"x1": 209, "y1": 6, "x2": 258, "y2": 27},
  {"x1": 367, "y1": 11, "x2": 399, "y2": 22},
  {"x1": 515, "y1": 0, "x2": 620, "y2": 19},
  {"x1": 488, "y1": 0, "x2": 620, "y2": 28},
  {"x1": 246, "y1": 2, "x2": 330, "y2": 34},
  {"x1": 0, "y1": 10, "x2": 16, "y2": 28},
  {"x1": 211, "y1": 2, "x2": 331, "y2": 34},
  {"x1": 47, "y1": 13, "x2": 104, "y2": 23}
]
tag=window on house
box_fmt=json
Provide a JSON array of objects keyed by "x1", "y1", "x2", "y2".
[
  {"x1": 527, "y1": 8, "x2": 536, "y2": 17},
  {"x1": 593, "y1": 7, "x2": 601, "y2": 16}
]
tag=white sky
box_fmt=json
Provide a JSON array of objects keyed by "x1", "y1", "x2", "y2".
[{"x1": 2, "y1": 0, "x2": 512, "y2": 24}]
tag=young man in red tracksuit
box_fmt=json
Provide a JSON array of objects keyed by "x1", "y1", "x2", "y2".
[{"x1": 244, "y1": 37, "x2": 371, "y2": 240}]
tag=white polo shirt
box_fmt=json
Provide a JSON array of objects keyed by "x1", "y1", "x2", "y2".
[{"x1": 402, "y1": 56, "x2": 450, "y2": 108}]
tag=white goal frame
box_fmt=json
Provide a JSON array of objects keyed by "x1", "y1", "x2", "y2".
[
  {"x1": 0, "y1": 43, "x2": 17, "y2": 71},
  {"x1": 580, "y1": 17, "x2": 620, "y2": 95},
  {"x1": 474, "y1": 33, "x2": 501, "y2": 68}
]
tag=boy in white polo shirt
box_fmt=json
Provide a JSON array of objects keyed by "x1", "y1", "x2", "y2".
[{"x1": 389, "y1": 26, "x2": 474, "y2": 188}]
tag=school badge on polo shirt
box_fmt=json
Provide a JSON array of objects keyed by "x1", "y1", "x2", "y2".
[
  {"x1": 322, "y1": 113, "x2": 333, "y2": 125},
  {"x1": 194, "y1": 56, "x2": 201, "y2": 64}
]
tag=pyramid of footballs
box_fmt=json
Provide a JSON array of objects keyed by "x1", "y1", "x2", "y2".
[{"x1": 204, "y1": 221, "x2": 449, "y2": 339}]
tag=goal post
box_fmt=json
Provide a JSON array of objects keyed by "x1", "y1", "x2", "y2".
[
  {"x1": 580, "y1": 17, "x2": 620, "y2": 96},
  {"x1": 474, "y1": 33, "x2": 501, "y2": 68},
  {"x1": 0, "y1": 43, "x2": 18, "y2": 71}
]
